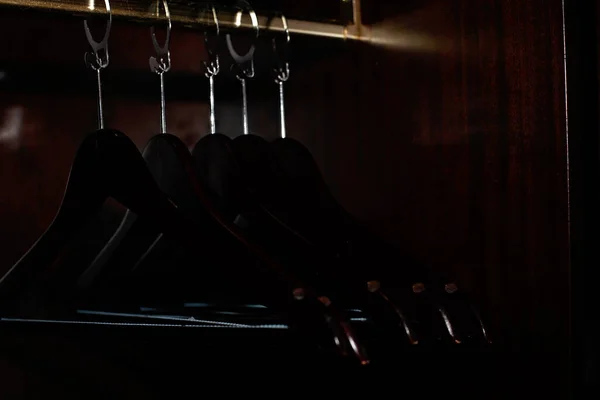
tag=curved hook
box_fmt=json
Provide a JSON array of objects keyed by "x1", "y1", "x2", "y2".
[
  {"x1": 203, "y1": 6, "x2": 220, "y2": 65},
  {"x1": 149, "y1": 0, "x2": 172, "y2": 75},
  {"x1": 202, "y1": 5, "x2": 221, "y2": 135},
  {"x1": 83, "y1": 0, "x2": 112, "y2": 71},
  {"x1": 203, "y1": 5, "x2": 220, "y2": 78},
  {"x1": 269, "y1": 14, "x2": 290, "y2": 139},
  {"x1": 270, "y1": 13, "x2": 290, "y2": 83},
  {"x1": 226, "y1": 0, "x2": 259, "y2": 79},
  {"x1": 320, "y1": 298, "x2": 370, "y2": 365}
]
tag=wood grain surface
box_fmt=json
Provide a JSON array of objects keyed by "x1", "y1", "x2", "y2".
[{"x1": 0, "y1": 0, "x2": 573, "y2": 397}]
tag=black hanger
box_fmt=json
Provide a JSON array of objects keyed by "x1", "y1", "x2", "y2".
[
  {"x1": 0, "y1": 7, "x2": 373, "y2": 365},
  {"x1": 101, "y1": 4, "x2": 372, "y2": 362},
  {"x1": 190, "y1": 4, "x2": 371, "y2": 362},
  {"x1": 273, "y1": 56, "x2": 496, "y2": 350},
  {"x1": 257, "y1": 15, "x2": 494, "y2": 348},
  {"x1": 190, "y1": 9, "x2": 249, "y2": 221},
  {"x1": 73, "y1": 7, "x2": 266, "y2": 310},
  {"x1": 77, "y1": 134, "x2": 216, "y2": 304},
  {"x1": 191, "y1": 8, "x2": 341, "y2": 295},
  {"x1": 197, "y1": 134, "x2": 337, "y2": 281},
  {"x1": 193, "y1": 129, "x2": 382, "y2": 330},
  {"x1": 220, "y1": 10, "x2": 329, "y2": 272},
  {"x1": 174, "y1": 134, "x2": 370, "y2": 363},
  {"x1": 276, "y1": 137, "x2": 497, "y2": 341},
  {"x1": 77, "y1": 7, "x2": 276, "y2": 306},
  {"x1": 214, "y1": 13, "x2": 429, "y2": 349},
  {"x1": 0, "y1": 128, "x2": 356, "y2": 348},
  {"x1": 77, "y1": 11, "x2": 212, "y2": 300},
  {"x1": 192, "y1": 134, "x2": 246, "y2": 219},
  {"x1": 271, "y1": 138, "x2": 500, "y2": 347},
  {"x1": 8, "y1": 128, "x2": 372, "y2": 369},
  {"x1": 220, "y1": 16, "x2": 366, "y2": 303},
  {"x1": 0, "y1": 128, "x2": 218, "y2": 315}
]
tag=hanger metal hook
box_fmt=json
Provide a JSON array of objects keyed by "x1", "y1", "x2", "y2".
[
  {"x1": 203, "y1": 4, "x2": 220, "y2": 76},
  {"x1": 83, "y1": 0, "x2": 112, "y2": 71},
  {"x1": 202, "y1": 5, "x2": 221, "y2": 135},
  {"x1": 84, "y1": 0, "x2": 112, "y2": 130},
  {"x1": 226, "y1": 0, "x2": 259, "y2": 79},
  {"x1": 270, "y1": 13, "x2": 290, "y2": 83},
  {"x1": 226, "y1": 0, "x2": 259, "y2": 135},
  {"x1": 149, "y1": 0, "x2": 172, "y2": 134},
  {"x1": 149, "y1": 0, "x2": 172, "y2": 75},
  {"x1": 269, "y1": 14, "x2": 290, "y2": 138}
]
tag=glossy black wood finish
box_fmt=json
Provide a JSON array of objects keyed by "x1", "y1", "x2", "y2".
[{"x1": 0, "y1": 129, "x2": 302, "y2": 313}]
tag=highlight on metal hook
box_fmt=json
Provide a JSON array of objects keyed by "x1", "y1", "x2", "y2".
[
  {"x1": 83, "y1": 0, "x2": 112, "y2": 130},
  {"x1": 226, "y1": 0, "x2": 259, "y2": 136},
  {"x1": 203, "y1": 5, "x2": 220, "y2": 69},
  {"x1": 269, "y1": 14, "x2": 290, "y2": 138},
  {"x1": 226, "y1": 0, "x2": 259, "y2": 79},
  {"x1": 202, "y1": 5, "x2": 221, "y2": 135},
  {"x1": 83, "y1": 0, "x2": 112, "y2": 71},
  {"x1": 149, "y1": 0, "x2": 172, "y2": 135},
  {"x1": 270, "y1": 13, "x2": 290, "y2": 83},
  {"x1": 149, "y1": 0, "x2": 172, "y2": 75}
]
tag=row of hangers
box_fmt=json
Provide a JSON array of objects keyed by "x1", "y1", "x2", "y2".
[{"x1": 0, "y1": 0, "x2": 491, "y2": 366}]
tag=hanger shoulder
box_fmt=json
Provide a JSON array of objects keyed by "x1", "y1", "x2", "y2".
[
  {"x1": 144, "y1": 134, "x2": 202, "y2": 209},
  {"x1": 0, "y1": 129, "x2": 370, "y2": 362},
  {"x1": 271, "y1": 138, "x2": 321, "y2": 176},
  {"x1": 271, "y1": 138, "x2": 339, "y2": 210},
  {"x1": 76, "y1": 211, "x2": 159, "y2": 291},
  {"x1": 105, "y1": 133, "x2": 229, "y2": 294},
  {"x1": 230, "y1": 135, "x2": 289, "y2": 205},
  {"x1": 191, "y1": 133, "x2": 246, "y2": 214},
  {"x1": 0, "y1": 130, "x2": 113, "y2": 312},
  {"x1": 0, "y1": 129, "x2": 182, "y2": 312},
  {"x1": 78, "y1": 132, "x2": 215, "y2": 293}
]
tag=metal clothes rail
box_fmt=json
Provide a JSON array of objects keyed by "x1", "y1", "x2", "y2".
[{"x1": 0, "y1": 0, "x2": 370, "y2": 41}]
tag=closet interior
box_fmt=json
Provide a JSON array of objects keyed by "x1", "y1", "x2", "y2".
[{"x1": 0, "y1": 0, "x2": 590, "y2": 398}]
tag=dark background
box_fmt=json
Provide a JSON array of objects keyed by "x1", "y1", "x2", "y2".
[{"x1": 0, "y1": 0, "x2": 595, "y2": 397}]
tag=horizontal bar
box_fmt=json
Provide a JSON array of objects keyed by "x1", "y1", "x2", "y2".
[{"x1": 0, "y1": 0, "x2": 371, "y2": 41}]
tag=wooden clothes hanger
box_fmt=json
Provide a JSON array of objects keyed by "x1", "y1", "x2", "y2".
[
  {"x1": 69, "y1": 0, "x2": 370, "y2": 363},
  {"x1": 190, "y1": 2, "x2": 352, "y2": 302},
  {"x1": 0, "y1": 1, "x2": 374, "y2": 365},
  {"x1": 262, "y1": 14, "x2": 491, "y2": 347}
]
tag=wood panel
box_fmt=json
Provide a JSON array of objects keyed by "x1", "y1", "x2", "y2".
[
  {"x1": 0, "y1": 0, "x2": 571, "y2": 397},
  {"x1": 285, "y1": 0, "x2": 569, "y2": 397}
]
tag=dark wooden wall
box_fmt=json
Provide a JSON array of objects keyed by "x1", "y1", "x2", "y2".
[
  {"x1": 290, "y1": 1, "x2": 570, "y2": 396},
  {"x1": 0, "y1": 0, "x2": 574, "y2": 397}
]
